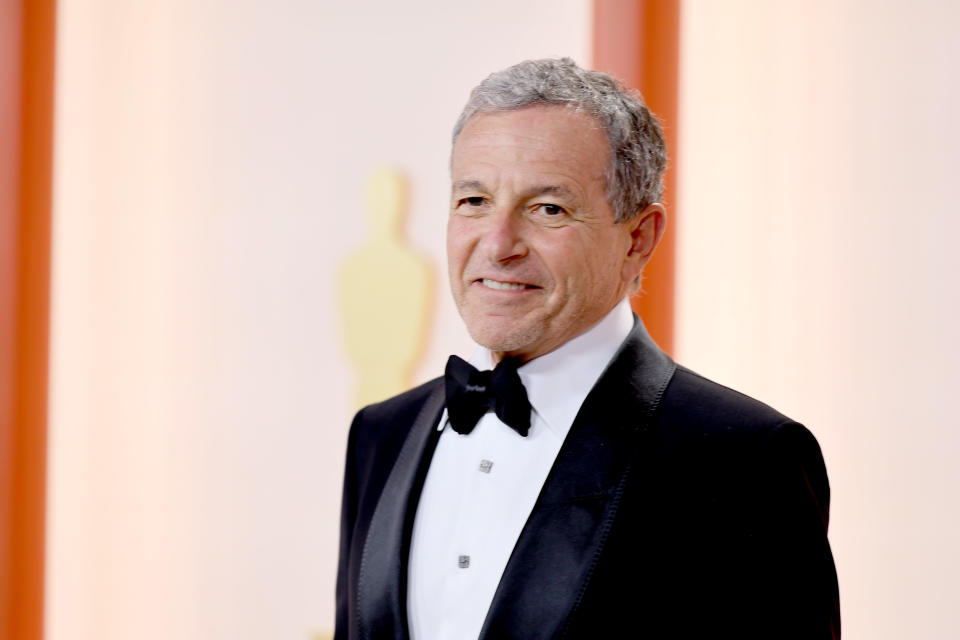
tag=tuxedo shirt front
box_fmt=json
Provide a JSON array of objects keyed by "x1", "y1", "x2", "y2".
[{"x1": 406, "y1": 300, "x2": 634, "y2": 640}]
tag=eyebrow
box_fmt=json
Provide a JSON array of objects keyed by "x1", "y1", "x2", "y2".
[
  {"x1": 529, "y1": 184, "x2": 576, "y2": 200},
  {"x1": 451, "y1": 181, "x2": 577, "y2": 201},
  {"x1": 451, "y1": 179, "x2": 487, "y2": 194}
]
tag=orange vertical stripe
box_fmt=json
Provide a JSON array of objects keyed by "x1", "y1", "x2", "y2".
[
  {"x1": 593, "y1": 0, "x2": 679, "y2": 354},
  {"x1": 0, "y1": 0, "x2": 56, "y2": 639}
]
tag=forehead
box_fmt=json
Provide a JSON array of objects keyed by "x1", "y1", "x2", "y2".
[{"x1": 451, "y1": 106, "x2": 610, "y2": 186}]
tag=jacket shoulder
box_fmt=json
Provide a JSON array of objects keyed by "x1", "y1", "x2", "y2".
[
  {"x1": 654, "y1": 364, "x2": 828, "y2": 493},
  {"x1": 346, "y1": 377, "x2": 444, "y2": 475},
  {"x1": 354, "y1": 376, "x2": 443, "y2": 424},
  {"x1": 351, "y1": 376, "x2": 443, "y2": 436},
  {"x1": 659, "y1": 364, "x2": 799, "y2": 435}
]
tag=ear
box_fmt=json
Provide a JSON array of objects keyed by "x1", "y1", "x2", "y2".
[{"x1": 621, "y1": 203, "x2": 666, "y2": 286}]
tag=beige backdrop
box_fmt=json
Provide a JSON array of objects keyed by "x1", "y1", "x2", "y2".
[
  {"x1": 676, "y1": 2, "x2": 960, "y2": 638},
  {"x1": 45, "y1": 1, "x2": 589, "y2": 638}
]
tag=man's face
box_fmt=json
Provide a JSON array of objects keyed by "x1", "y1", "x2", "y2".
[{"x1": 447, "y1": 105, "x2": 647, "y2": 362}]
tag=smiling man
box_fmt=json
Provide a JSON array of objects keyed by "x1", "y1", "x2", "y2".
[
  {"x1": 335, "y1": 58, "x2": 840, "y2": 640},
  {"x1": 447, "y1": 105, "x2": 660, "y2": 362}
]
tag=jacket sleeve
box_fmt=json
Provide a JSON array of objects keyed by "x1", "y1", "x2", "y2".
[
  {"x1": 751, "y1": 421, "x2": 841, "y2": 639},
  {"x1": 334, "y1": 410, "x2": 363, "y2": 640}
]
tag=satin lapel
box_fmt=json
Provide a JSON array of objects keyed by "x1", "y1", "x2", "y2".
[
  {"x1": 479, "y1": 317, "x2": 677, "y2": 640},
  {"x1": 356, "y1": 385, "x2": 445, "y2": 640}
]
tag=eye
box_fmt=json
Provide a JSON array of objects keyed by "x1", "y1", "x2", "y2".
[
  {"x1": 459, "y1": 196, "x2": 486, "y2": 207},
  {"x1": 535, "y1": 203, "x2": 566, "y2": 216}
]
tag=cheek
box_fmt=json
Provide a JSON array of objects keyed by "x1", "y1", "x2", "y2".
[
  {"x1": 564, "y1": 242, "x2": 621, "y2": 296},
  {"x1": 446, "y1": 218, "x2": 475, "y2": 282},
  {"x1": 551, "y1": 236, "x2": 601, "y2": 279},
  {"x1": 446, "y1": 219, "x2": 465, "y2": 263}
]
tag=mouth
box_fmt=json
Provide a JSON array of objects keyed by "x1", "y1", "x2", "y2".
[{"x1": 478, "y1": 278, "x2": 539, "y2": 291}]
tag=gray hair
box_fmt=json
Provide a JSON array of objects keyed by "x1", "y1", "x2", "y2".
[{"x1": 452, "y1": 58, "x2": 667, "y2": 224}]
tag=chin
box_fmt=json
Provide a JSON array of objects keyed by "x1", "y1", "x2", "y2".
[{"x1": 467, "y1": 322, "x2": 543, "y2": 356}]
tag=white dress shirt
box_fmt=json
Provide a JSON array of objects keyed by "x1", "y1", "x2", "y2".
[{"x1": 406, "y1": 299, "x2": 635, "y2": 640}]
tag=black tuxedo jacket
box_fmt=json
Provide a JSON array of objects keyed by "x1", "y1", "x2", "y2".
[{"x1": 335, "y1": 318, "x2": 840, "y2": 639}]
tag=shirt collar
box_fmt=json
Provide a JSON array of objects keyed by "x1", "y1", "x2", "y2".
[{"x1": 469, "y1": 298, "x2": 635, "y2": 438}]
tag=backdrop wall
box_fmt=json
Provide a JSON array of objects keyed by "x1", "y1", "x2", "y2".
[
  {"x1": 676, "y1": 2, "x2": 960, "y2": 638},
  {"x1": 46, "y1": 1, "x2": 590, "y2": 638}
]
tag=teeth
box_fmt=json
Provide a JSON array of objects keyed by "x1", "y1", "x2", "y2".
[{"x1": 482, "y1": 278, "x2": 526, "y2": 291}]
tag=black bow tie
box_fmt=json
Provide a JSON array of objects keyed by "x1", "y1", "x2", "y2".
[{"x1": 444, "y1": 355, "x2": 532, "y2": 437}]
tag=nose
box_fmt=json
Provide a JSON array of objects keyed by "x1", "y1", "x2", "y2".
[{"x1": 479, "y1": 208, "x2": 528, "y2": 264}]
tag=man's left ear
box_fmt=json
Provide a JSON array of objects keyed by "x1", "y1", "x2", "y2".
[{"x1": 621, "y1": 203, "x2": 666, "y2": 284}]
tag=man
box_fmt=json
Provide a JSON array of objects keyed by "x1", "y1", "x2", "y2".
[{"x1": 336, "y1": 58, "x2": 840, "y2": 639}]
